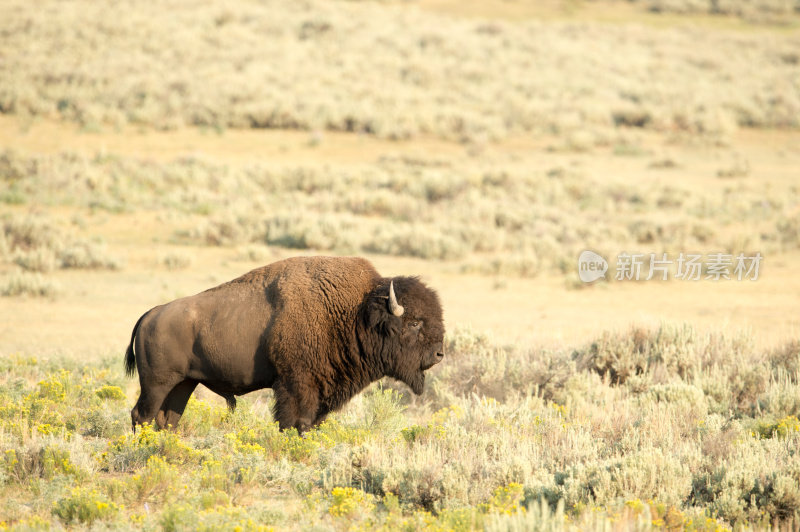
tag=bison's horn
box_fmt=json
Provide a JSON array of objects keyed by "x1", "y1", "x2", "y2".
[{"x1": 388, "y1": 281, "x2": 404, "y2": 317}]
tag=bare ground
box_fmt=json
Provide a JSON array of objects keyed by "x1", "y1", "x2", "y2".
[{"x1": 1, "y1": 115, "x2": 798, "y2": 358}]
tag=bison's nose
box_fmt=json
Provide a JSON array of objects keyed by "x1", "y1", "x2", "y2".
[{"x1": 436, "y1": 352, "x2": 444, "y2": 360}]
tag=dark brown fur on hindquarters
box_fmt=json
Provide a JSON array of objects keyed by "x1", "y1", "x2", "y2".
[{"x1": 124, "y1": 256, "x2": 445, "y2": 433}]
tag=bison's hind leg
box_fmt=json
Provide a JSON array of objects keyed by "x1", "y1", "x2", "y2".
[
  {"x1": 155, "y1": 380, "x2": 198, "y2": 430},
  {"x1": 131, "y1": 382, "x2": 175, "y2": 431}
]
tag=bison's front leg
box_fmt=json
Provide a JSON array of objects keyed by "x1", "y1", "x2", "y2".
[{"x1": 272, "y1": 379, "x2": 319, "y2": 434}]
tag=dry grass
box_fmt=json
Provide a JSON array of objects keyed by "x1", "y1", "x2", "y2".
[
  {"x1": 417, "y1": 0, "x2": 800, "y2": 27},
  {"x1": 0, "y1": 0, "x2": 798, "y2": 143},
  {"x1": 1, "y1": 326, "x2": 799, "y2": 530},
  {"x1": 0, "y1": 211, "x2": 121, "y2": 282},
  {"x1": 0, "y1": 148, "x2": 796, "y2": 281},
  {"x1": 643, "y1": 0, "x2": 800, "y2": 21}
]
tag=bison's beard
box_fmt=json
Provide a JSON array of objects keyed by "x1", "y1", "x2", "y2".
[
  {"x1": 406, "y1": 370, "x2": 425, "y2": 395},
  {"x1": 388, "y1": 364, "x2": 426, "y2": 395}
]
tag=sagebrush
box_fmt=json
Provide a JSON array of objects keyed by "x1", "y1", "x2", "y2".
[{"x1": 1, "y1": 325, "x2": 798, "y2": 530}]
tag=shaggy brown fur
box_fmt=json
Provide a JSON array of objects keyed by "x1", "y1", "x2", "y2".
[{"x1": 124, "y1": 256, "x2": 445, "y2": 432}]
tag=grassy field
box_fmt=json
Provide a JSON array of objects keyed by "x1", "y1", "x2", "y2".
[
  {"x1": 1, "y1": 0, "x2": 800, "y2": 530},
  {"x1": 1, "y1": 327, "x2": 800, "y2": 530}
]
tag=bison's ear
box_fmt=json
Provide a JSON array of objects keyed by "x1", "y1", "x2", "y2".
[{"x1": 366, "y1": 298, "x2": 401, "y2": 337}]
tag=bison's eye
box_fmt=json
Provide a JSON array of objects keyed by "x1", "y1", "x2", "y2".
[{"x1": 408, "y1": 320, "x2": 422, "y2": 330}]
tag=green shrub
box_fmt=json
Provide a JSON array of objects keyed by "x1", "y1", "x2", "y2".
[
  {"x1": 753, "y1": 415, "x2": 800, "y2": 439},
  {"x1": 582, "y1": 448, "x2": 693, "y2": 507},
  {"x1": 1, "y1": 515, "x2": 53, "y2": 531},
  {"x1": 161, "y1": 251, "x2": 193, "y2": 271},
  {"x1": 363, "y1": 224, "x2": 468, "y2": 260},
  {"x1": 769, "y1": 339, "x2": 800, "y2": 379},
  {"x1": 12, "y1": 247, "x2": 57, "y2": 273},
  {"x1": 129, "y1": 455, "x2": 180, "y2": 502},
  {"x1": 95, "y1": 385, "x2": 126, "y2": 401},
  {"x1": 691, "y1": 432, "x2": 800, "y2": 524},
  {"x1": 160, "y1": 502, "x2": 276, "y2": 532},
  {"x1": 0, "y1": 214, "x2": 61, "y2": 254},
  {"x1": 646, "y1": 382, "x2": 708, "y2": 418},
  {"x1": 198, "y1": 459, "x2": 234, "y2": 493},
  {"x1": 574, "y1": 324, "x2": 699, "y2": 384},
  {"x1": 0, "y1": 272, "x2": 61, "y2": 298},
  {"x1": 326, "y1": 486, "x2": 376, "y2": 518},
  {"x1": 348, "y1": 385, "x2": 407, "y2": 434},
  {"x1": 1, "y1": 213, "x2": 121, "y2": 273},
  {"x1": 82, "y1": 402, "x2": 130, "y2": 438},
  {"x1": 52, "y1": 487, "x2": 121, "y2": 525},
  {"x1": 58, "y1": 241, "x2": 120, "y2": 270},
  {"x1": 481, "y1": 482, "x2": 526, "y2": 515},
  {"x1": 101, "y1": 423, "x2": 207, "y2": 472}
]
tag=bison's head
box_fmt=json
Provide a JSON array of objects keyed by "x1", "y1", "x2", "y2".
[{"x1": 362, "y1": 276, "x2": 445, "y2": 395}]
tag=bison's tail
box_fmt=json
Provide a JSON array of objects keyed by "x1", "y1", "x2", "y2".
[{"x1": 125, "y1": 311, "x2": 150, "y2": 377}]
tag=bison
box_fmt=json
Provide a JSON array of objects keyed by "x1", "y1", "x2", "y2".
[{"x1": 124, "y1": 256, "x2": 445, "y2": 433}]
